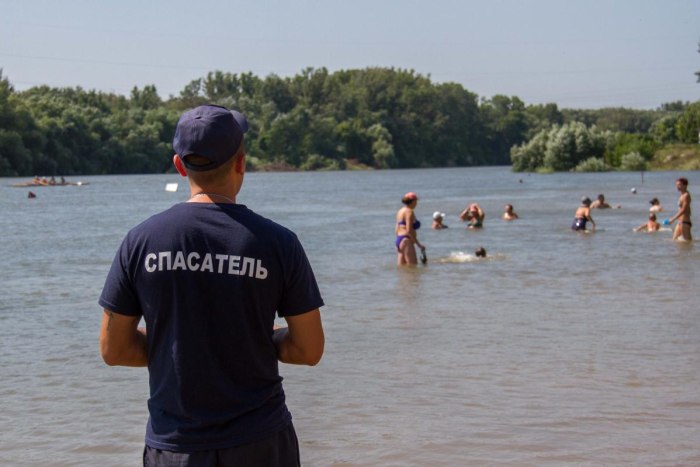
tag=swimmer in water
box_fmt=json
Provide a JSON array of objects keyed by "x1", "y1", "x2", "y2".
[
  {"x1": 431, "y1": 211, "x2": 448, "y2": 230},
  {"x1": 648, "y1": 197, "x2": 663, "y2": 213},
  {"x1": 634, "y1": 212, "x2": 661, "y2": 232},
  {"x1": 502, "y1": 204, "x2": 519, "y2": 220},
  {"x1": 572, "y1": 197, "x2": 595, "y2": 232},
  {"x1": 474, "y1": 247, "x2": 487, "y2": 258},
  {"x1": 459, "y1": 203, "x2": 485, "y2": 229},
  {"x1": 395, "y1": 192, "x2": 426, "y2": 265},
  {"x1": 590, "y1": 193, "x2": 621, "y2": 209}
]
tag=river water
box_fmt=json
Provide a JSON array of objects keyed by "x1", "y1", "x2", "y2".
[{"x1": 1, "y1": 167, "x2": 698, "y2": 466}]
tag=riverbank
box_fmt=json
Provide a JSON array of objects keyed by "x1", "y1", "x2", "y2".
[{"x1": 650, "y1": 144, "x2": 700, "y2": 171}]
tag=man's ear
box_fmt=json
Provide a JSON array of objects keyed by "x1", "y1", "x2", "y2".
[
  {"x1": 235, "y1": 153, "x2": 246, "y2": 175},
  {"x1": 173, "y1": 155, "x2": 187, "y2": 177}
]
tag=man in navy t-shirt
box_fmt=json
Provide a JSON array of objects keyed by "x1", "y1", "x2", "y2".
[{"x1": 99, "y1": 104, "x2": 325, "y2": 466}]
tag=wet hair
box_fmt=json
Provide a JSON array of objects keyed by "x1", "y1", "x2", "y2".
[
  {"x1": 475, "y1": 247, "x2": 487, "y2": 258},
  {"x1": 581, "y1": 197, "x2": 592, "y2": 206},
  {"x1": 677, "y1": 177, "x2": 688, "y2": 186}
]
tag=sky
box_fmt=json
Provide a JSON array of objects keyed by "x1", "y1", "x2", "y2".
[{"x1": 1, "y1": 0, "x2": 699, "y2": 109}]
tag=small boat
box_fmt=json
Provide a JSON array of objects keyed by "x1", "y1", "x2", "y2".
[{"x1": 10, "y1": 180, "x2": 89, "y2": 187}]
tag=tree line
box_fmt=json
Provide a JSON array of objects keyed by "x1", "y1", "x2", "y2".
[{"x1": 1, "y1": 68, "x2": 698, "y2": 177}]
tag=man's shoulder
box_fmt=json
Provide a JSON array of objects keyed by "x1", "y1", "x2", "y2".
[
  {"x1": 224, "y1": 205, "x2": 292, "y2": 233},
  {"x1": 124, "y1": 204, "x2": 300, "y2": 245},
  {"x1": 127, "y1": 205, "x2": 184, "y2": 234}
]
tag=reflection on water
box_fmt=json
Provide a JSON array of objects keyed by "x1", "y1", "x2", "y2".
[{"x1": 1, "y1": 167, "x2": 699, "y2": 466}]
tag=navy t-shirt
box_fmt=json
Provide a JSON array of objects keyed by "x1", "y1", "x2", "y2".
[{"x1": 99, "y1": 203, "x2": 324, "y2": 452}]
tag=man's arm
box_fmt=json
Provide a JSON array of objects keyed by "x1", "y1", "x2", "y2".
[
  {"x1": 587, "y1": 212, "x2": 596, "y2": 231},
  {"x1": 99, "y1": 309, "x2": 148, "y2": 367},
  {"x1": 273, "y1": 309, "x2": 324, "y2": 366}
]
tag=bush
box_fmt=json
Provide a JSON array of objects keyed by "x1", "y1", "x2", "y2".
[
  {"x1": 512, "y1": 122, "x2": 608, "y2": 172},
  {"x1": 511, "y1": 129, "x2": 548, "y2": 172},
  {"x1": 299, "y1": 154, "x2": 345, "y2": 171},
  {"x1": 619, "y1": 152, "x2": 647, "y2": 171},
  {"x1": 604, "y1": 132, "x2": 658, "y2": 167},
  {"x1": 574, "y1": 157, "x2": 611, "y2": 172}
]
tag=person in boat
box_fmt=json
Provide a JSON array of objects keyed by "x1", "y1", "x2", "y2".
[
  {"x1": 395, "y1": 192, "x2": 426, "y2": 265},
  {"x1": 668, "y1": 177, "x2": 692, "y2": 241},
  {"x1": 634, "y1": 212, "x2": 660, "y2": 232},
  {"x1": 459, "y1": 203, "x2": 485, "y2": 229},
  {"x1": 99, "y1": 104, "x2": 325, "y2": 465},
  {"x1": 572, "y1": 197, "x2": 595, "y2": 232},
  {"x1": 502, "y1": 204, "x2": 519, "y2": 220},
  {"x1": 431, "y1": 211, "x2": 448, "y2": 230}
]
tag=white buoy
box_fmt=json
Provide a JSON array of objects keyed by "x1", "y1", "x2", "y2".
[{"x1": 165, "y1": 183, "x2": 178, "y2": 192}]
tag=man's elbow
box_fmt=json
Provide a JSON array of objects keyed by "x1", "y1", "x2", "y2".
[
  {"x1": 296, "y1": 338, "x2": 324, "y2": 366},
  {"x1": 101, "y1": 348, "x2": 119, "y2": 366},
  {"x1": 305, "y1": 346, "x2": 324, "y2": 366},
  {"x1": 101, "y1": 351, "x2": 120, "y2": 366},
  {"x1": 100, "y1": 340, "x2": 123, "y2": 366}
]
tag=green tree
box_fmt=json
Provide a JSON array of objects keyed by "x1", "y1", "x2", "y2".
[
  {"x1": 525, "y1": 103, "x2": 563, "y2": 138},
  {"x1": 481, "y1": 95, "x2": 529, "y2": 165},
  {"x1": 675, "y1": 101, "x2": 700, "y2": 143},
  {"x1": 511, "y1": 122, "x2": 608, "y2": 172},
  {"x1": 0, "y1": 72, "x2": 38, "y2": 175},
  {"x1": 649, "y1": 115, "x2": 679, "y2": 144},
  {"x1": 604, "y1": 133, "x2": 658, "y2": 167},
  {"x1": 543, "y1": 122, "x2": 607, "y2": 171},
  {"x1": 511, "y1": 130, "x2": 548, "y2": 172},
  {"x1": 130, "y1": 85, "x2": 162, "y2": 110}
]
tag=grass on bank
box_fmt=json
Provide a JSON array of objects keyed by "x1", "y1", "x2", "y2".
[{"x1": 650, "y1": 144, "x2": 700, "y2": 171}]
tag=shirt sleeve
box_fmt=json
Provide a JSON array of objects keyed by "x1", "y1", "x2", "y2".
[
  {"x1": 98, "y1": 237, "x2": 143, "y2": 317},
  {"x1": 277, "y1": 235, "x2": 324, "y2": 317}
]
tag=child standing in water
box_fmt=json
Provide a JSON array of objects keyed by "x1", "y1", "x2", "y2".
[{"x1": 572, "y1": 197, "x2": 595, "y2": 232}]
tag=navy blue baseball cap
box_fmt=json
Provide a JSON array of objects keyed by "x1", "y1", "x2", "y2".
[{"x1": 173, "y1": 104, "x2": 249, "y2": 171}]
